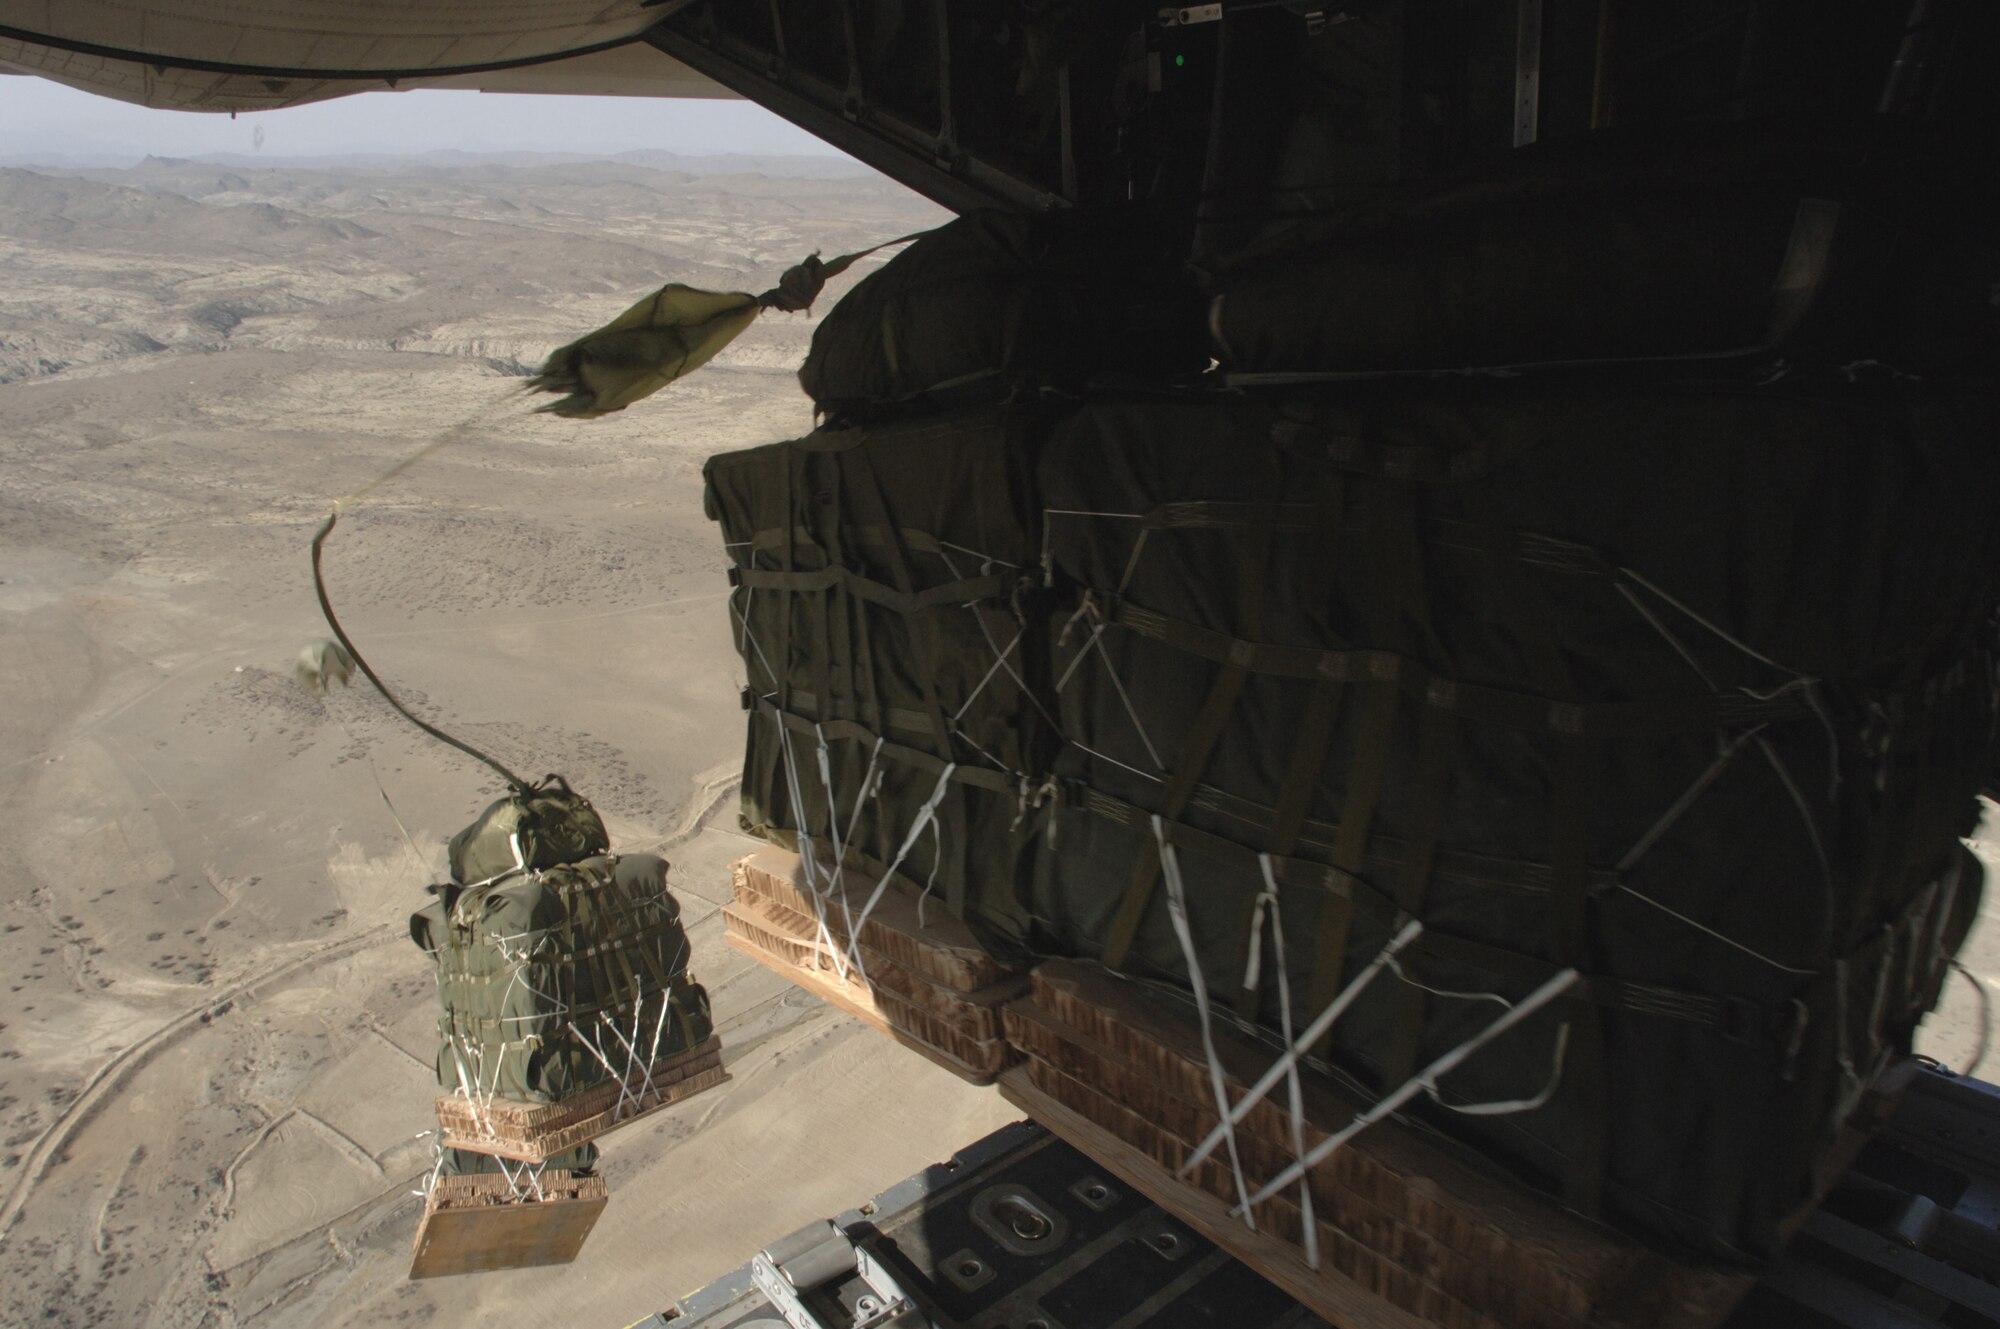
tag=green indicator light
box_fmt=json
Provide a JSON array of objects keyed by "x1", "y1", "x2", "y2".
[{"x1": 1175, "y1": 53, "x2": 1186, "y2": 67}]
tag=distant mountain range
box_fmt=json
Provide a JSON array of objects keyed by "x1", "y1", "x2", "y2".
[{"x1": 0, "y1": 147, "x2": 870, "y2": 177}]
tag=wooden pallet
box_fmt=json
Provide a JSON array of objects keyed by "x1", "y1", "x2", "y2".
[
  {"x1": 1000, "y1": 1064, "x2": 1468, "y2": 1329},
  {"x1": 722, "y1": 892, "x2": 1014, "y2": 1085},
  {"x1": 1002, "y1": 960, "x2": 1903, "y2": 1329},
  {"x1": 408, "y1": 1170, "x2": 608, "y2": 1279},
  {"x1": 727, "y1": 888, "x2": 1027, "y2": 1041},
  {"x1": 735, "y1": 848, "x2": 1016, "y2": 993},
  {"x1": 436, "y1": 1036, "x2": 729, "y2": 1163},
  {"x1": 1014, "y1": 966, "x2": 1620, "y2": 1322},
  {"x1": 1005, "y1": 1003, "x2": 1543, "y2": 1328}
]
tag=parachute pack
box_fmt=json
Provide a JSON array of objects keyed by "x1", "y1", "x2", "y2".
[
  {"x1": 446, "y1": 775, "x2": 610, "y2": 887},
  {"x1": 797, "y1": 210, "x2": 1208, "y2": 419}
]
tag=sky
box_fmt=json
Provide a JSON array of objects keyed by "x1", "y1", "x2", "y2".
[{"x1": 0, "y1": 73, "x2": 844, "y2": 162}]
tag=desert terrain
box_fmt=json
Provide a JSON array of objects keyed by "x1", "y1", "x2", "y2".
[
  {"x1": 3, "y1": 144, "x2": 1999, "y2": 1329},
  {"x1": 0, "y1": 149, "x2": 1028, "y2": 1328}
]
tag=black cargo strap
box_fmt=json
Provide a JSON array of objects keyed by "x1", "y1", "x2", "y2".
[
  {"x1": 1088, "y1": 784, "x2": 1616, "y2": 908},
  {"x1": 437, "y1": 979, "x2": 683, "y2": 1031},
  {"x1": 1125, "y1": 502, "x2": 1615, "y2": 586},
  {"x1": 820, "y1": 450, "x2": 956, "y2": 770},
  {"x1": 590, "y1": 866, "x2": 680, "y2": 1000},
  {"x1": 1101, "y1": 464, "x2": 1283, "y2": 972},
  {"x1": 1268, "y1": 417, "x2": 1494, "y2": 482},
  {"x1": 790, "y1": 406, "x2": 1005, "y2": 455},
  {"x1": 1307, "y1": 685, "x2": 1394, "y2": 1034},
  {"x1": 731, "y1": 564, "x2": 1010, "y2": 614},
  {"x1": 1381, "y1": 706, "x2": 1457, "y2": 1087},
  {"x1": 1489, "y1": 530, "x2": 1609, "y2": 1216},
  {"x1": 1180, "y1": 781, "x2": 1625, "y2": 899},
  {"x1": 574, "y1": 884, "x2": 640, "y2": 1017},
  {"x1": 775, "y1": 452, "x2": 801, "y2": 712},
  {"x1": 453, "y1": 865, "x2": 678, "y2": 1010},
  {"x1": 1427, "y1": 520, "x2": 1615, "y2": 580},
  {"x1": 1241, "y1": 675, "x2": 1347, "y2": 1020},
  {"x1": 1099, "y1": 661, "x2": 1253, "y2": 967},
  {"x1": 1408, "y1": 930, "x2": 1812, "y2": 1057},
  {"x1": 439, "y1": 928, "x2": 691, "y2": 1042},
  {"x1": 751, "y1": 686, "x2": 945, "y2": 742},
  {"x1": 815, "y1": 465, "x2": 882, "y2": 865},
  {"x1": 746, "y1": 692, "x2": 1018, "y2": 796},
  {"x1": 1142, "y1": 500, "x2": 1324, "y2": 531},
  {"x1": 1103, "y1": 596, "x2": 1819, "y2": 737},
  {"x1": 1313, "y1": 479, "x2": 1436, "y2": 1057},
  {"x1": 437, "y1": 934, "x2": 680, "y2": 979},
  {"x1": 843, "y1": 448, "x2": 971, "y2": 909},
  {"x1": 788, "y1": 451, "x2": 852, "y2": 868},
  {"x1": 1077, "y1": 785, "x2": 1819, "y2": 1054},
  {"x1": 744, "y1": 522, "x2": 1020, "y2": 571},
  {"x1": 1237, "y1": 464, "x2": 1351, "y2": 1020}
]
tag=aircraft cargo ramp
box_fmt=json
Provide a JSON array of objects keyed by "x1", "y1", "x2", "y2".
[{"x1": 637, "y1": 1070, "x2": 2000, "y2": 1328}]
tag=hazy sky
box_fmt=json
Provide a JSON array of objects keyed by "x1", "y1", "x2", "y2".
[{"x1": 0, "y1": 73, "x2": 844, "y2": 161}]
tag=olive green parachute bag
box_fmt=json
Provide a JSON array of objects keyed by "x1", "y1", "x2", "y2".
[
  {"x1": 447, "y1": 774, "x2": 609, "y2": 886},
  {"x1": 526, "y1": 231, "x2": 931, "y2": 419},
  {"x1": 410, "y1": 852, "x2": 712, "y2": 1105}
]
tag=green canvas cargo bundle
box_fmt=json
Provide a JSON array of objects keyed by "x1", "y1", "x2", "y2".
[
  {"x1": 1194, "y1": 8, "x2": 1999, "y2": 379},
  {"x1": 1029, "y1": 389, "x2": 1999, "y2": 1260},
  {"x1": 704, "y1": 408, "x2": 1055, "y2": 949},
  {"x1": 1204, "y1": 132, "x2": 1999, "y2": 379},
  {"x1": 409, "y1": 852, "x2": 712, "y2": 1106},
  {"x1": 704, "y1": 380, "x2": 1996, "y2": 1259},
  {"x1": 447, "y1": 774, "x2": 609, "y2": 886},
  {"x1": 1209, "y1": 182, "x2": 1818, "y2": 374},
  {"x1": 797, "y1": 210, "x2": 1206, "y2": 418}
]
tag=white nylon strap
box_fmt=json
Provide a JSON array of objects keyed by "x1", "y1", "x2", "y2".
[
  {"x1": 642, "y1": 985, "x2": 674, "y2": 1100},
  {"x1": 569, "y1": 1021, "x2": 638, "y2": 1122},
  {"x1": 599, "y1": 1008, "x2": 656, "y2": 1113},
  {"x1": 773, "y1": 703, "x2": 852, "y2": 982},
  {"x1": 1432, "y1": 1023, "x2": 1572, "y2": 1117},
  {"x1": 839, "y1": 762, "x2": 957, "y2": 976},
  {"x1": 1182, "y1": 917, "x2": 1424, "y2": 1176},
  {"x1": 1155, "y1": 817, "x2": 1258, "y2": 1231},
  {"x1": 828, "y1": 731, "x2": 892, "y2": 977},
  {"x1": 809, "y1": 723, "x2": 861, "y2": 983},
  {"x1": 1237, "y1": 967, "x2": 1580, "y2": 1212},
  {"x1": 1256, "y1": 854, "x2": 1318, "y2": 1268},
  {"x1": 446, "y1": 1038, "x2": 496, "y2": 1139},
  {"x1": 1241, "y1": 891, "x2": 1271, "y2": 994}
]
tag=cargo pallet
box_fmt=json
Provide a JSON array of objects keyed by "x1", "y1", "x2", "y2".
[
  {"x1": 725, "y1": 851, "x2": 1948, "y2": 1328},
  {"x1": 722, "y1": 849, "x2": 1024, "y2": 1085},
  {"x1": 409, "y1": 1170, "x2": 608, "y2": 1280},
  {"x1": 435, "y1": 1036, "x2": 729, "y2": 1164}
]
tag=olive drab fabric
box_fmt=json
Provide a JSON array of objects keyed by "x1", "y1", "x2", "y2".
[
  {"x1": 703, "y1": 407, "x2": 1054, "y2": 951},
  {"x1": 1028, "y1": 388, "x2": 1997, "y2": 1259},
  {"x1": 528, "y1": 284, "x2": 762, "y2": 418},
  {"x1": 1203, "y1": 135, "x2": 2000, "y2": 379},
  {"x1": 797, "y1": 210, "x2": 1207, "y2": 418},
  {"x1": 705, "y1": 106, "x2": 1998, "y2": 1262},
  {"x1": 707, "y1": 380, "x2": 1999, "y2": 1261},
  {"x1": 410, "y1": 853, "x2": 712, "y2": 1104},
  {"x1": 447, "y1": 775, "x2": 610, "y2": 886},
  {"x1": 526, "y1": 232, "x2": 933, "y2": 418}
]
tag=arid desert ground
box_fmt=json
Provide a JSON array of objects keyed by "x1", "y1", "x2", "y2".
[
  {"x1": 0, "y1": 150, "x2": 1031, "y2": 1328},
  {"x1": 3, "y1": 146, "x2": 1998, "y2": 1329}
]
